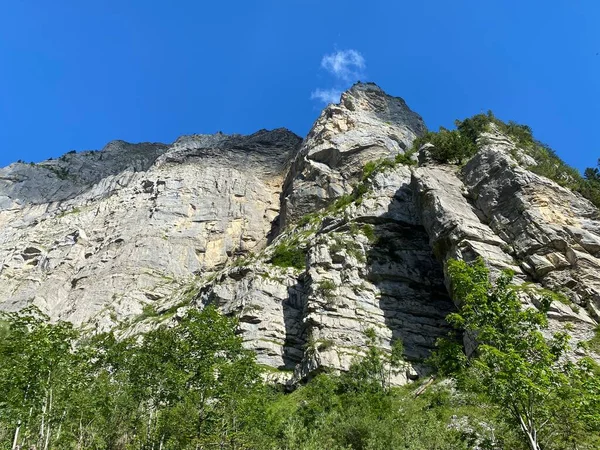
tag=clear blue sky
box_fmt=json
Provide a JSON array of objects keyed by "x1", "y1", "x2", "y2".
[{"x1": 1, "y1": 1, "x2": 598, "y2": 171}]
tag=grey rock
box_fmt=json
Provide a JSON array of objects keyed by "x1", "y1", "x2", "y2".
[
  {"x1": 1, "y1": 82, "x2": 598, "y2": 385},
  {"x1": 279, "y1": 82, "x2": 426, "y2": 229},
  {"x1": 0, "y1": 129, "x2": 302, "y2": 329}
]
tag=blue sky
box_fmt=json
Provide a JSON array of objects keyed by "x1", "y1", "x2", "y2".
[{"x1": 1, "y1": 1, "x2": 598, "y2": 171}]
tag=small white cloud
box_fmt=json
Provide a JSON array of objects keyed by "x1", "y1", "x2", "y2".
[
  {"x1": 321, "y1": 49, "x2": 366, "y2": 82},
  {"x1": 310, "y1": 88, "x2": 342, "y2": 105},
  {"x1": 311, "y1": 49, "x2": 366, "y2": 104}
]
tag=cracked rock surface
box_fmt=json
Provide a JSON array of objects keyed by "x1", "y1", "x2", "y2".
[{"x1": 1, "y1": 82, "x2": 598, "y2": 382}]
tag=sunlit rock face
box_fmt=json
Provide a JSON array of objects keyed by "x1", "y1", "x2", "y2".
[
  {"x1": 0, "y1": 129, "x2": 302, "y2": 330},
  {"x1": 279, "y1": 82, "x2": 426, "y2": 230},
  {"x1": 1, "y1": 82, "x2": 598, "y2": 384}
]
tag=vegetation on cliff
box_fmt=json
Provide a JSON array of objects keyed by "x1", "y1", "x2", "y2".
[
  {"x1": 2, "y1": 259, "x2": 599, "y2": 449},
  {"x1": 434, "y1": 259, "x2": 600, "y2": 450},
  {"x1": 412, "y1": 111, "x2": 600, "y2": 208}
]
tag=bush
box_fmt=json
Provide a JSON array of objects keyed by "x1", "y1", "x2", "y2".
[
  {"x1": 587, "y1": 325, "x2": 600, "y2": 354},
  {"x1": 394, "y1": 150, "x2": 417, "y2": 166},
  {"x1": 455, "y1": 111, "x2": 600, "y2": 209},
  {"x1": 269, "y1": 242, "x2": 307, "y2": 270},
  {"x1": 317, "y1": 279, "x2": 337, "y2": 300},
  {"x1": 42, "y1": 165, "x2": 70, "y2": 180},
  {"x1": 412, "y1": 128, "x2": 477, "y2": 164}
]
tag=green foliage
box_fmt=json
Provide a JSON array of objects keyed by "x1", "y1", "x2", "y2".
[
  {"x1": 268, "y1": 332, "x2": 512, "y2": 450},
  {"x1": 394, "y1": 150, "x2": 417, "y2": 166},
  {"x1": 135, "y1": 303, "x2": 159, "y2": 322},
  {"x1": 361, "y1": 153, "x2": 415, "y2": 184},
  {"x1": 316, "y1": 279, "x2": 337, "y2": 301},
  {"x1": 333, "y1": 184, "x2": 367, "y2": 209},
  {"x1": 340, "y1": 329, "x2": 406, "y2": 395},
  {"x1": 328, "y1": 233, "x2": 366, "y2": 262},
  {"x1": 361, "y1": 223, "x2": 377, "y2": 243},
  {"x1": 269, "y1": 240, "x2": 307, "y2": 270},
  {"x1": 41, "y1": 165, "x2": 70, "y2": 180},
  {"x1": 454, "y1": 110, "x2": 495, "y2": 143},
  {"x1": 56, "y1": 206, "x2": 82, "y2": 218},
  {"x1": 511, "y1": 282, "x2": 572, "y2": 306},
  {"x1": 456, "y1": 111, "x2": 600, "y2": 209},
  {"x1": 412, "y1": 127, "x2": 478, "y2": 164},
  {"x1": 587, "y1": 325, "x2": 600, "y2": 354},
  {"x1": 0, "y1": 306, "x2": 271, "y2": 450},
  {"x1": 296, "y1": 211, "x2": 322, "y2": 228},
  {"x1": 433, "y1": 258, "x2": 600, "y2": 450},
  {"x1": 584, "y1": 159, "x2": 600, "y2": 181},
  {"x1": 361, "y1": 160, "x2": 379, "y2": 180},
  {"x1": 3, "y1": 300, "x2": 598, "y2": 449},
  {"x1": 580, "y1": 159, "x2": 600, "y2": 207},
  {"x1": 0, "y1": 307, "x2": 91, "y2": 450}
]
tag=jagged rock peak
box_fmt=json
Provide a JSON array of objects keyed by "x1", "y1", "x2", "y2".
[
  {"x1": 99, "y1": 139, "x2": 167, "y2": 153},
  {"x1": 170, "y1": 128, "x2": 300, "y2": 150},
  {"x1": 279, "y1": 82, "x2": 426, "y2": 228},
  {"x1": 0, "y1": 140, "x2": 170, "y2": 210},
  {"x1": 339, "y1": 82, "x2": 427, "y2": 136},
  {"x1": 156, "y1": 128, "x2": 302, "y2": 180}
]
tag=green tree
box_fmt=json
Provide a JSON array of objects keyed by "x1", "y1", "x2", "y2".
[
  {"x1": 0, "y1": 306, "x2": 83, "y2": 450},
  {"x1": 121, "y1": 306, "x2": 268, "y2": 449},
  {"x1": 340, "y1": 328, "x2": 405, "y2": 395},
  {"x1": 435, "y1": 259, "x2": 600, "y2": 450},
  {"x1": 584, "y1": 159, "x2": 600, "y2": 181}
]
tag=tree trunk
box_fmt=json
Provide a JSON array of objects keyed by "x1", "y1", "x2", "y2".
[
  {"x1": 43, "y1": 388, "x2": 52, "y2": 450},
  {"x1": 77, "y1": 417, "x2": 83, "y2": 450},
  {"x1": 12, "y1": 420, "x2": 21, "y2": 450},
  {"x1": 517, "y1": 414, "x2": 541, "y2": 450},
  {"x1": 39, "y1": 394, "x2": 48, "y2": 447},
  {"x1": 55, "y1": 410, "x2": 66, "y2": 444}
]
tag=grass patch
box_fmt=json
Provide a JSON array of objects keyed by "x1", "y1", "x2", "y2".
[
  {"x1": 140, "y1": 304, "x2": 158, "y2": 319},
  {"x1": 317, "y1": 279, "x2": 337, "y2": 300},
  {"x1": 269, "y1": 241, "x2": 307, "y2": 270},
  {"x1": 328, "y1": 233, "x2": 366, "y2": 263},
  {"x1": 361, "y1": 154, "x2": 413, "y2": 183},
  {"x1": 587, "y1": 325, "x2": 600, "y2": 354},
  {"x1": 57, "y1": 207, "x2": 82, "y2": 219},
  {"x1": 361, "y1": 224, "x2": 377, "y2": 243},
  {"x1": 512, "y1": 282, "x2": 572, "y2": 306}
]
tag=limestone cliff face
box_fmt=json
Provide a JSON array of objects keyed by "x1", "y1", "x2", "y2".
[
  {"x1": 279, "y1": 82, "x2": 426, "y2": 229},
  {"x1": 0, "y1": 129, "x2": 301, "y2": 329},
  {"x1": 1, "y1": 82, "x2": 598, "y2": 384}
]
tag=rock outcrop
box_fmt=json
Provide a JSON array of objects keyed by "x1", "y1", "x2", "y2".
[
  {"x1": 197, "y1": 165, "x2": 455, "y2": 384},
  {"x1": 1, "y1": 82, "x2": 598, "y2": 384},
  {"x1": 279, "y1": 82, "x2": 426, "y2": 229}
]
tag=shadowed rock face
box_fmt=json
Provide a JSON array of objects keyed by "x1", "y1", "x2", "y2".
[
  {"x1": 1, "y1": 82, "x2": 598, "y2": 384},
  {"x1": 0, "y1": 141, "x2": 170, "y2": 209},
  {"x1": 198, "y1": 166, "x2": 455, "y2": 385}
]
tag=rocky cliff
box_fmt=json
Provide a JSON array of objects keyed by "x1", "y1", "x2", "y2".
[
  {"x1": 0, "y1": 129, "x2": 301, "y2": 328},
  {"x1": 1, "y1": 82, "x2": 598, "y2": 385}
]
